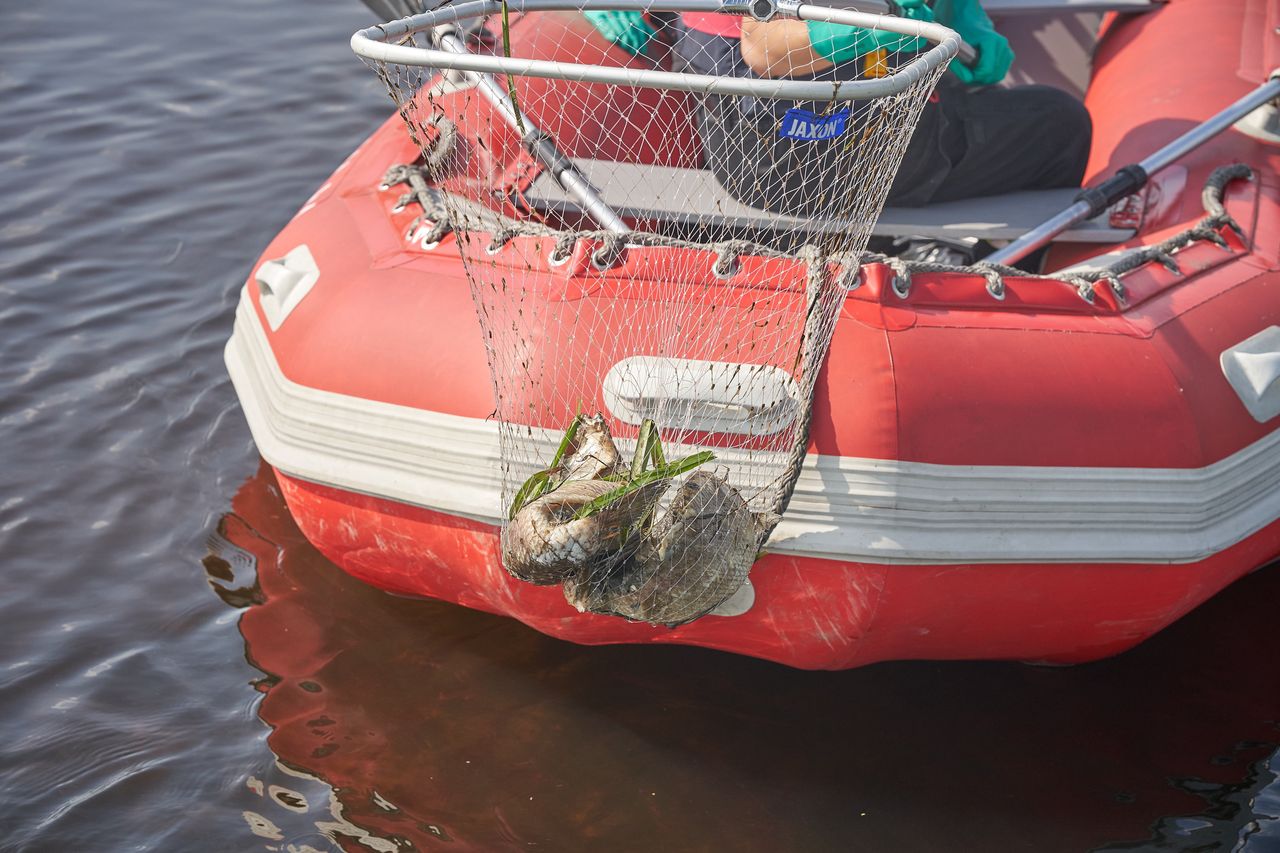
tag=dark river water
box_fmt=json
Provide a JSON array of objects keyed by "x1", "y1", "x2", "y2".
[{"x1": 2, "y1": 1, "x2": 1279, "y2": 850}]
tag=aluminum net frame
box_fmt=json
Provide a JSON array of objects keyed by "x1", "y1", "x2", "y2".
[{"x1": 355, "y1": 0, "x2": 958, "y2": 625}]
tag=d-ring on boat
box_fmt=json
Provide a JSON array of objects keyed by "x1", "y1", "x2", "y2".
[{"x1": 226, "y1": 0, "x2": 1280, "y2": 668}]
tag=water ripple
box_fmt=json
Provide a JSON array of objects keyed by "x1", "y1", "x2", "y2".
[{"x1": 1, "y1": 0, "x2": 1277, "y2": 849}]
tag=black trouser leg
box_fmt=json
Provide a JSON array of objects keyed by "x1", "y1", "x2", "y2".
[
  {"x1": 698, "y1": 81, "x2": 1092, "y2": 211},
  {"x1": 697, "y1": 95, "x2": 871, "y2": 216},
  {"x1": 914, "y1": 83, "x2": 1093, "y2": 204}
]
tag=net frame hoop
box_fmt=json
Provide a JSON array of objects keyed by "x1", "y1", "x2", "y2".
[{"x1": 351, "y1": 0, "x2": 961, "y2": 103}]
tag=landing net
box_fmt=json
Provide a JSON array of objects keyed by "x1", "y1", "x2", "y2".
[{"x1": 358, "y1": 0, "x2": 954, "y2": 625}]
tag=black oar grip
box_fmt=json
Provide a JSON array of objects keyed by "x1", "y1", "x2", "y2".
[{"x1": 1074, "y1": 164, "x2": 1149, "y2": 218}]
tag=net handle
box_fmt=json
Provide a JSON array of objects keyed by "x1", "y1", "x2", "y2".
[{"x1": 351, "y1": 0, "x2": 963, "y2": 103}]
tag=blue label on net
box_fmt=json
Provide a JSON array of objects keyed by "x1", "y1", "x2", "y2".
[{"x1": 778, "y1": 107, "x2": 850, "y2": 141}]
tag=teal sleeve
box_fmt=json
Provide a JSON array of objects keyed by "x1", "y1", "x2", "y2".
[
  {"x1": 583, "y1": 10, "x2": 656, "y2": 56},
  {"x1": 806, "y1": 2, "x2": 933, "y2": 65}
]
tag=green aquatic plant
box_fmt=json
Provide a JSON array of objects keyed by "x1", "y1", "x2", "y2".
[
  {"x1": 507, "y1": 416, "x2": 714, "y2": 522},
  {"x1": 498, "y1": 0, "x2": 527, "y2": 136},
  {"x1": 507, "y1": 414, "x2": 582, "y2": 519},
  {"x1": 571, "y1": 450, "x2": 714, "y2": 521}
]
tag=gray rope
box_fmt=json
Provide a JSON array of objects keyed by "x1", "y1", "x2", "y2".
[
  {"x1": 857, "y1": 163, "x2": 1252, "y2": 305},
  {"x1": 384, "y1": 161, "x2": 1251, "y2": 301}
]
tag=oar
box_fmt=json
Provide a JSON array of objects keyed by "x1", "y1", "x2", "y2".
[
  {"x1": 984, "y1": 73, "x2": 1280, "y2": 267},
  {"x1": 433, "y1": 27, "x2": 633, "y2": 239}
]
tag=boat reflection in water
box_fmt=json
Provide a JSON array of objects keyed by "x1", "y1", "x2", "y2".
[{"x1": 206, "y1": 462, "x2": 1280, "y2": 852}]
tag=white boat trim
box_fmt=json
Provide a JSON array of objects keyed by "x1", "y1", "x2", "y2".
[{"x1": 226, "y1": 289, "x2": 1280, "y2": 566}]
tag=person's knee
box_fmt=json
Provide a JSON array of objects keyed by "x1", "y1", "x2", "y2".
[
  {"x1": 1016, "y1": 86, "x2": 1092, "y2": 183},
  {"x1": 1049, "y1": 88, "x2": 1091, "y2": 139},
  {"x1": 1057, "y1": 92, "x2": 1092, "y2": 180}
]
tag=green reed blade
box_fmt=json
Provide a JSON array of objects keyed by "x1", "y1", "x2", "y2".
[
  {"x1": 499, "y1": 0, "x2": 527, "y2": 136},
  {"x1": 572, "y1": 451, "x2": 715, "y2": 520},
  {"x1": 508, "y1": 469, "x2": 551, "y2": 520},
  {"x1": 630, "y1": 418, "x2": 668, "y2": 477},
  {"x1": 550, "y1": 414, "x2": 583, "y2": 470},
  {"x1": 631, "y1": 418, "x2": 655, "y2": 478},
  {"x1": 649, "y1": 429, "x2": 666, "y2": 468},
  {"x1": 508, "y1": 415, "x2": 586, "y2": 519}
]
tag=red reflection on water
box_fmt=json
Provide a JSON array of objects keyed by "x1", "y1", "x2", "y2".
[{"x1": 214, "y1": 462, "x2": 1280, "y2": 851}]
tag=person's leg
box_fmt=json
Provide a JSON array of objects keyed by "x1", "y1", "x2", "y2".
[
  {"x1": 883, "y1": 95, "x2": 954, "y2": 207},
  {"x1": 697, "y1": 95, "x2": 847, "y2": 215},
  {"x1": 927, "y1": 84, "x2": 1092, "y2": 203}
]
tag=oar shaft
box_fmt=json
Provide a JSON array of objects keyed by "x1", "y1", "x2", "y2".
[
  {"x1": 985, "y1": 74, "x2": 1280, "y2": 267},
  {"x1": 436, "y1": 30, "x2": 631, "y2": 235}
]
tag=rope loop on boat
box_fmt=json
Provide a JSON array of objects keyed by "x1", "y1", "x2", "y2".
[
  {"x1": 1202, "y1": 162, "x2": 1252, "y2": 221},
  {"x1": 880, "y1": 257, "x2": 913, "y2": 298},
  {"x1": 549, "y1": 233, "x2": 578, "y2": 265},
  {"x1": 421, "y1": 116, "x2": 458, "y2": 175},
  {"x1": 713, "y1": 241, "x2": 750, "y2": 279},
  {"x1": 854, "y1": 163, "x2": 1254, "y2": 303},
  {"x1": 416, "y1": 218, "x2": 452, "y2": 246},
  {"x1": 383, "y1": 163, "x2": 451, "y2": 221},
  {"x1": 379, "y1": 163, "x2": 1253, "y2": 308},
  {"x1": 1085, "y1": 163, "x2": 1250, "y2": 284},
  {"x1": 981, "y1": 266, "x2": 1006, "y2": 300},
  {"x1": 589, "y1": 234, "x2": 626, "y2": 269},
  {"x1": 1071, "y1": 278, "x2": 1097, "y2": 303},
  {"x1": 486, "y1": 227, "x2": 518, "y2": 254}
]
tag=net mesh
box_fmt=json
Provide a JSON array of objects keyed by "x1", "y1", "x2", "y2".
[{"x1": 364, "y1": 5, "x2": 945, "y2": 625}]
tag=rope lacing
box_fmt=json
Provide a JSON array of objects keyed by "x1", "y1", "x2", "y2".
[
  {"x1": 857, "y1": 163, "x2": 1252, "y2": 305},
  {"x1": 381, "y1": 163, "x2": 1252, "y2": 305}
]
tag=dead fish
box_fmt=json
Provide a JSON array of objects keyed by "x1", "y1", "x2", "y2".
[
  {"x1": 566, "y1": 471, "x2": 775, "y2": 625},
  {"x1": 501, "y1": 477, "x2": 667, "y2": 585},
  {"x1": 556, "y1": 414, "x2": 622, "y2": 481}
]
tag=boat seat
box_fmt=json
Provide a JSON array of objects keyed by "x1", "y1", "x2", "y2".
[{"x1": 524, "y1": 159, "x2": 1135, "y2": 244}]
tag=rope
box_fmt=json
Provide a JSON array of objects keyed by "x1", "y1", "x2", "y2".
[
  {"x1": 383, "y1": 163, "x2": 1251, "y2": 308},
  {"x1": 855, "y1": 164, "x2": 1253, "y2": 305}
]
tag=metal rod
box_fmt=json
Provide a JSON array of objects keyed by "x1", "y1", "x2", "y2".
[
  {"x1": 1134, "y1": 77, "x2": 1280, "y2": 173},
  {"x1": 436, "y1": 31, "x2": 631, "y2": 234},
  {"x1": 985, "y1": 75, "x2": 1280, "y2": 267}
]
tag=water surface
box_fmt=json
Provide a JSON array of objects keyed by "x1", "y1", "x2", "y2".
[{"x1": 1, "y1": 1, "x2": 1277, "y2": 849}]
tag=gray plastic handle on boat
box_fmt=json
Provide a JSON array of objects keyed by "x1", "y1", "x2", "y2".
[
  {"x1": 985, "y1": 73, "x2": 1280, "y2": 267},
  {"x1": 352, "y1": 0, "x2": 966, "y2": 102}
]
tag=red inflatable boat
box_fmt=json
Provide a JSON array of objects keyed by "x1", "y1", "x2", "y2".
[{"x1": 226, "y1": 0, "x2": 1280, "y2": 668}]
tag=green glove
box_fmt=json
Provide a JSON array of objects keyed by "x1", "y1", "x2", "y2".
[
  {"x1": 935, "y1": 0, "x2": 1014, "y2": 85},
  {"x1": 806, "y1": 1, "x2": 933, "y2": 65},
  {"x1": 583, "y1": 9, "x2": 656, "y2": 56}
]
